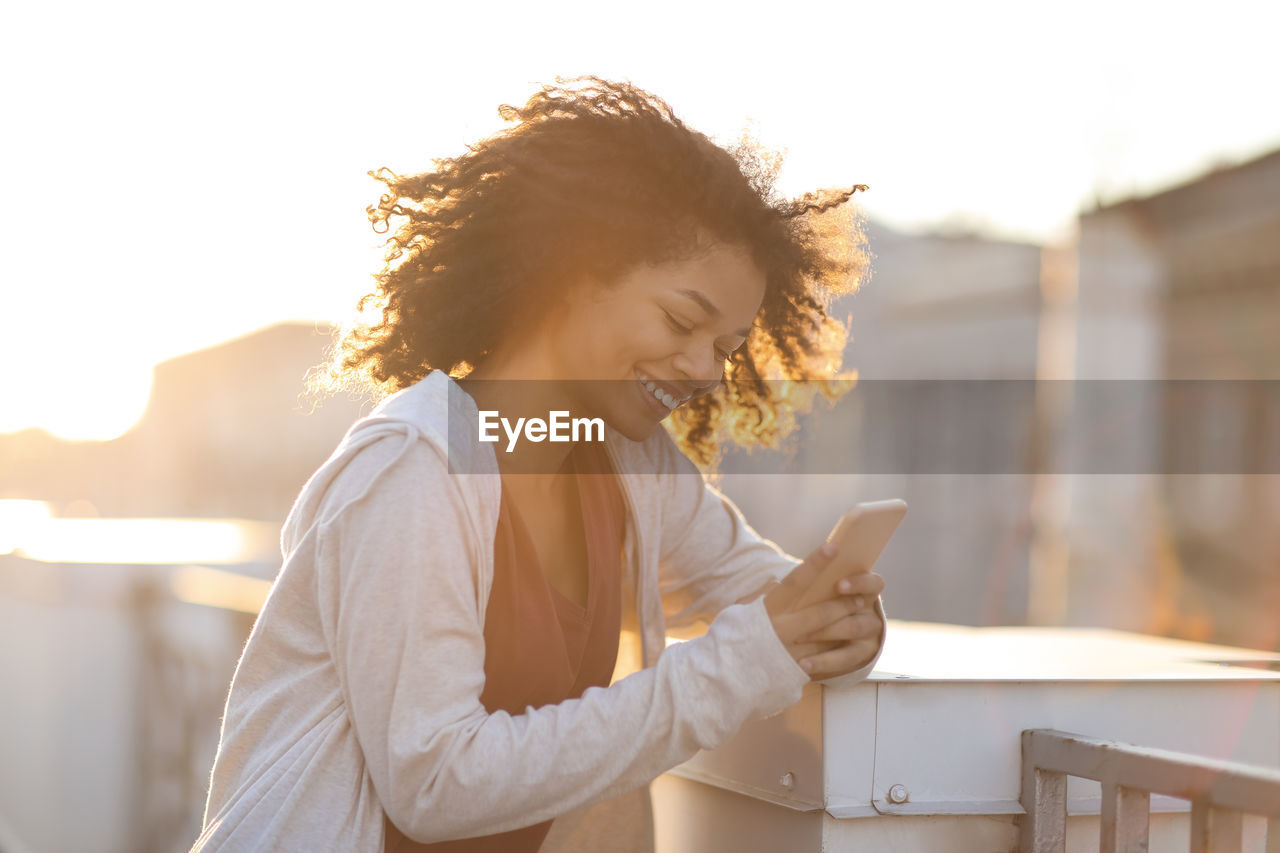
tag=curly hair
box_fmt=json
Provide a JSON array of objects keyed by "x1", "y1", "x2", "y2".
[{"x1": 311, "y1": 76, "x2": 870, "y2": 467}]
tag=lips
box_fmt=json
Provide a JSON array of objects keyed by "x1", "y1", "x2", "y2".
[{"x1": 635, "y1": 369, "x2": 689, "y2": 413}]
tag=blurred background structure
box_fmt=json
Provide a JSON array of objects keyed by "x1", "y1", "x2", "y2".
[
  {"x1": 724, "y1": 147, "x2": 1280, "y2": 652},
  {"x1": 2, "y1": 2, "x2": 1279, "y2": 850}
]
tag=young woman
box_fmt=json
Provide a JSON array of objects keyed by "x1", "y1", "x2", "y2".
[{"x1": 192, "y1": 77, "x2": 887, "y2": 852}]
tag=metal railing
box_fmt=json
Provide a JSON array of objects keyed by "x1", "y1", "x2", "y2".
[{"x1": 1020, "y1": 728, "x2": 1280, "y2": 853}]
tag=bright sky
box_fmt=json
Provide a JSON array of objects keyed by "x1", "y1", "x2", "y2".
[{"x1": 2, "y1": 0, "x2": 1277, "y2": 440}]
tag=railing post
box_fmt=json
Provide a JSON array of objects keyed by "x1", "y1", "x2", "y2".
[
  {"x1": 1099, "y1": 780, "x2": 1150, "y2": 853},
  {"x1": 1023, "y1": 728, "x2": 1280, "y2": 853},
  {"x1": 1021, "y1": 731, "x2": 1067, "y2": 853},
  {"x1": 1189, "y1": 797, "x2": 1244, "y2": 853}
]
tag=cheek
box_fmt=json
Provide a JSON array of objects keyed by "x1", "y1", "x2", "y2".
[
  {"x1": 592, "y1": 312, "x2": 644, "y2": 359},
  {"x1": 586, "y1": 324, "x2": 625, "y2": 362},
  {"x1": 558, "y1": 314, "x2": 630, "y2": 374},
  {"x1": 562, "y1": 293, "x2": 655, "y2": 369}
]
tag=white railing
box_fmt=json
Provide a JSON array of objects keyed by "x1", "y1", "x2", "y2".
[{"x1": 1020, "y1": 728, "x2": 1280, "y2": 853}]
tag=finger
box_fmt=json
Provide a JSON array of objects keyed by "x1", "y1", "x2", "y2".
[
  {"x1": 798, "y1": 611, "x2": 882, "y2": 644},
  {"x1": 789, "y1": 593, "x2": 864, "y2": 637},
  {"x1": 790, "y1": 636, "x2": 846, "y2": 663},
  {"x1": 835, "y1": 572, "x2": 885, "y2": 598},
  {"x1": 801, "y1": 609, "x2": 883, "y2": 644},
  {"x1": 799, "y1": 636, "x2": 880, "y2": 680},
  {"x1": 765, "y1": 541, "x2": 838, "y2": 614}
]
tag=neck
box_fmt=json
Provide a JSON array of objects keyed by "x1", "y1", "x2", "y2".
[{"x1": 459, "y1": 346, "x2": 578, "y2": 479}]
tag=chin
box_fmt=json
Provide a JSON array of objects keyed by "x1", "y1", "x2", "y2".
[
  {"x1": 594, "y1": 396, "x2": 663, "y2": 443},
  {"x1": 577, "y1": 381, "x2": 669, "y2": 445},
  {"x1": 610, "y1": 415, "x2": 664, "y2": 444}
]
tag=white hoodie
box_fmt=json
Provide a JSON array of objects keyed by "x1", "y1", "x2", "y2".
[{"x1": 192, "y1": 370, "x2": 887, "y2": 851}]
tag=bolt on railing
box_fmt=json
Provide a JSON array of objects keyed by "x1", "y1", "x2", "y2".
[{"x1": 1019, "y1": 728, "x2": 1280, "y2": 853}]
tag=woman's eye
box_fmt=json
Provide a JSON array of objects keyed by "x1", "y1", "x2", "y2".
[
  {"x1": 664, "y1": 309, "x2": 736, "y2": 362},
  {"x1": 663, "y1": 311, "x2": 693, "y2": 334}
]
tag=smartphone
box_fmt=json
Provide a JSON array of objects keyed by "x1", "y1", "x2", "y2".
[{"x1": 787, "y1": 499, "x2": 907, "y2": 613}]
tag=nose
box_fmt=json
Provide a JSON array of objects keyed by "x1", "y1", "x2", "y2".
[{"x1": 671, "y1": 343, "x2": 725, "y2": 394}]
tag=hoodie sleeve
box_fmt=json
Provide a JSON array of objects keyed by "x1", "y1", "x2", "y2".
[
  {"x1": 309, "y1": 429, "x2": 813, "y2": 844},
  {"x1": 651, "y1": 428, "x2": 888, "y2": 688}
]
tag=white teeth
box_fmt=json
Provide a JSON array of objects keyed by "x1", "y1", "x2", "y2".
[{"x1": 637, "y1": 372, "x2": 681, "y2": 410}]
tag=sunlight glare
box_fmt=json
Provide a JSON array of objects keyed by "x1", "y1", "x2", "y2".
[
  {"x1": 0, "y1": 500, "x2": 53, "y2": 555},
  {"x1": 169, "y1": 564, "x2": 272, "y2": 614},
  {"x1": 16, "y1": 517, "x2": 257, "y2": 565},
  {"x1": 0, "y1": 359, "x2": 155, "y2": 441}
]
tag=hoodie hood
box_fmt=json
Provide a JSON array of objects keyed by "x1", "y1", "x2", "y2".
[{"x1": 280, "y1": 370, "x2": 501, "y2": 555}]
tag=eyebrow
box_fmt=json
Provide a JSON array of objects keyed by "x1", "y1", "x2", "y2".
[{"x1": 678, "y1": 289, "x2": 751, "y2": 338}]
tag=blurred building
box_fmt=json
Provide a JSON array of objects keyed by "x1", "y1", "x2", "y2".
[
  {"x1": 718, "y1": 219, "x2": 1047, "y2": 627},
  {"x1": 0, "y1": 323, "x2": 365, "y2": 522},
  {"x1": 1067, "y1": 148, "x2": 1280, "y2": 650},
  {"x1": 723, "y1": 150, "x2": 1280, "y2": 654},
  {"x1": 0, "y1": 503, "x2": 277, "y2": 853}
]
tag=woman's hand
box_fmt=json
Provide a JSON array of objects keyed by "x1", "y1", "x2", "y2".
[{"x1": 763, "y1": 542, "x2": 886, "y2": 682}]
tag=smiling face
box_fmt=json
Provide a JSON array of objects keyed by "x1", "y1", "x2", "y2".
[{"x1": 540, "y1": 241, "x2": 767, "y2": 442}]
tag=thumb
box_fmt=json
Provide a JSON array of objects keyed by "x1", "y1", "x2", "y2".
[{"x1": 764, "y1": 540, "x2": 839, "y2": 616}]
